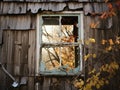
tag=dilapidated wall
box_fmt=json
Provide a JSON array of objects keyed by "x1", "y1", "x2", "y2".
[
  {"x1": 0, "y1": 30, "x2": 36, "y2": 90},
  {"x1": 0, "y1": 0, "x2": 120, "y2": 90}
]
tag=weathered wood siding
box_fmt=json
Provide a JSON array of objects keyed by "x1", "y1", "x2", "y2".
[
  {"x1": 0, "y1": 0, "x2": 120, "y2": 90},
  {"x1": 0, "y1": 15, "x2": 36, "y2": 30},
  {"x1": 0, "y1": 2, "x2": 83, "y2": 14},
  {"x1": 0, "y1": 29, "x2": 79, "y2": 90},
  {"x1": 0, "y1": 30, "x2": 36, "y2": 90},
  {"x1": 1, "y1": 0, "x2": 106, "y2": 2}
]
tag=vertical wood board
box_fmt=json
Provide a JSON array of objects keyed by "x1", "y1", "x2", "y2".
[
  {"x1": 28, "y1": 30, "x2": 36, "y2": 76},
  {"x1": 14, "y1": 31, "x2": 22, "y2": 75}
]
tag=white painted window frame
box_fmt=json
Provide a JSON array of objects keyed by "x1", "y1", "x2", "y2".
[{"x1": 36, "y1": 11, "x2": 84, "y2": 75}]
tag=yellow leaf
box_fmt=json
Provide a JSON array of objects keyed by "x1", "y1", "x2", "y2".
[
  {"x1": 96, "y1": 84, "x2": 100, "y2": 89},
  {"x1": 90, "y1": 22, "x2": 99, "y2": 28},
  {"x1": 111, "y1": 11, "x2": 116, "y2": 16},
  {"x1": 84, "y1": 54, "x2": 91, "y2": 61},
  {"x1": 89, "y1": 38, "x2": 95, "y2": 43},
  {"x1": 105, "y1": 80, "x2": 109, "y2": 84},
  {"x1": 99, "y1": 80, "x2": 104, "y2": 86},
  {"x1": 100, "y1": 12, "x2": 108, "y2": 19},
  {"x1": 85, "y1": 40, "x2": 90, "y2": 45},
  {"x1": 101, "y1": 39, "x2": 107, "y2": 45},
  {"x1": 93, "y1": 54, "x2": 97, "y2": 58},
  {"x1": 109, "y1": 39, "x2": 114, "y2": 45},
  {"x1": 106, "y1": 46, "x2": 112, "y2": 51}
]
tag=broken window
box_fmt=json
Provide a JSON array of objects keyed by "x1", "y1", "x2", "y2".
[{"x1": 39, "y1": 13, "x2": 83, "y2": 75}]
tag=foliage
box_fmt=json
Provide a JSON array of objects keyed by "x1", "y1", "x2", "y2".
[
  {"x1": 74, "y1": 0, "x2": 120, "y2": 90},
  {"x1": 74, "y1": 36, "x2": 120, "y2": 90}
]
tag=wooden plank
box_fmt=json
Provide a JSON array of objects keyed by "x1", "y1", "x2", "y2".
[
  {"x1": 0, "y1": 71, "x2": 6, "y2": 90},
  {"x1": 49, "y1": 78, "x2": 58, "y2": 90},
  {"x1": 28, "y1": 77, "x2": 35, "y2": 90},
  {"x1": 58, "y1": 79, "x2": 65, "y2": 90},
  {"x1": 84, "y1": 3, "x2": 108, "y2": 15},
  {"x1": 1, "y1": 31, "x2": 7, "y2": 64},
  {"x1": 30, "y1": 15, "x2": 37, "y2": 29},
  {"x1": 28, "y1": 30, "x2": 36, "y2": 76},
  {"x1": 2, "y1": 0, "x2": 90, "y2": 2},
  {"x1": 0, "y1": 2, "x2": 81, "y2": 15},
  {"x1": 6, "y1": 30, "x2": 14, "y2": 74},
  {"x1": 0, "y1": 15, "x2": 35, "y2": 30},
  {"x1": 112, "y1": 13, "x2": 120, "y2": 38},
  {"x1": 4, "y1": 0, "x2": 62, "y2": 2},
  {"x1": 15, "y1": 15, "x2": 29, "y2": 29},
  {"x1": 0, "y1": 31, "x2": 7, "y2": 90},
  {"x1": 0, "y1": 2, "x2": 3, "y2": 14},
  {"x1": 84, "y1": 16, "x2": 92, "y2": 39},
  {"x1": 20, "y1": 31, "x2": 29, "y2": 76},
  {"x1": 0, "y1": 18, "x2": 3, "y2": 45},
  {"x1": 27, "y1": 3, "x2": 66, "y2": 13},
  {"x1": 65, "y1": 81, "x2": 72, "y2": 90},
  {"x1": 68, "y1": 2, "x2": 83, "y2": 10},
  {"x1": 4, "y1": 30, "x2": 15, "y2": 88},
  {"x1": 42, "y1": 78, "x2": 51, "y2": 90},
  {"x1": 0, "y1": 35, "x2": 6, "y2": 90},
  {"x1": 14, "y1": 31, "x2": 21, "y2": 75},
  {"x1": 71, "y1": 84, "x2": 78, "y2": 90},
  {"x1": 1, "y1": 2, "x2": 26, "y2": 14}
]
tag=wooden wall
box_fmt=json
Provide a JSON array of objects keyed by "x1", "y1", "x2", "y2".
[
  {"x1": 0, "y1": 30, "x2": 36, "y2": 90},
  {"x1": 0, "y1": 29, "x2": 79, "y2": 90},
  {"x1": 0, "y1": 1, "x2": 120, "y2": 90}
]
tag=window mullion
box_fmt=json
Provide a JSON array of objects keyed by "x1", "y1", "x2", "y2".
[
  {"x1": 59, "y1": 16, "x2": 62, "y2": 66},
  {"x1": 39, "y1": 13, "x2": 83, "y2": 75}
]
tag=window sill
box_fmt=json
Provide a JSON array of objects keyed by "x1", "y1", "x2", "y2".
[{"x1": 39, "y1": 66, "x2": 82, "y2": 76}]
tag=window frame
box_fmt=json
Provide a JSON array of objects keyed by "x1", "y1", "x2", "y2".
[{"x1": 36, "y1": 11, "x2": 84, "y2": 76}]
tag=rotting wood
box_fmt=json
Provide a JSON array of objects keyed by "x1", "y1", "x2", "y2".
[
  {"x1": 2, "y1": 0, "x2": 107, "y2": 3},
  {"x1": 20, "y1": 31, "x2": 29, "y2": 76},
  {"x1": 0, "y1": 2, "x2": 84, "y2": 15},
  {"x1": 28, "y1": 77, "x2": 35, "y2": 90},
  {"x1": 42, "y1": 42, "x2": 79, "y2": 47},
  {"x1": 65, "y1": 81, "x2": 72, "y2": 90},
  {"x1": 0, "y1": 15, "x2": 36, "y2": 30},
  {"x1": 83, "y1": 3, "x2": 108, "y2": 15},
  {"x1": 6, "y1": 30, "x2": 14, "y2": 75},
  {"x1": 0, "y1": 29, "x2": 3, "y2": 45},
  {"x1": 28, "y1": 30, "x2": 36, "y2": 76},
  {"x1": 14, "y1": 31, "x2": 21, "y2": 76},
  {"x1": 4, "y1": 30, "x2": 15, "y2": 89},
  {"x1": 0, "y1": 1, "x2": 119, "y2": 90},
  {"x1": 42, "y1": 78, "x2": 51, "y2": 90}
]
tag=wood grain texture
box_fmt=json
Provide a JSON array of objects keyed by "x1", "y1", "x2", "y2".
[
  {"x1": 28, "y1": 30, "x2": 36, "y2": 76},
  {"x1": 84, "y1": 3, "x2": 108, "y2": 15},
  {"x1": 20, "y1": 31, "x2": 29, "y2": 76},
  {"x1": 0, "y1": 29, "x2": 3, "y2": 45},
  {"x1": 2, "y1": 0, "x2": 107, "y2": 2},
  {"x1": 0, "y1": 1, "x2": 119, "y2": 90},
  {"x1": 0, "y1": 15, "x2": 36, "y2": 30},
  {"x1": 14, "y1": 31, "x2": 21, "y2": 75},
  {"x1": 28, "y1": 77, "x2": 35, "y2": 90},
  {"x1": 0, "y1": 2, "x2": 83, "y2": 15}
]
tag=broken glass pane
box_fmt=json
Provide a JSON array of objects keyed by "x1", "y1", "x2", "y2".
[
  {"x1": 61, "y1": 16, "x2": 78, "y2": 42},
  {"x1": 42, "y1": 25, "x2": 61, "y2": 43},
  {"x1": 42, "y1": 16, "x2": 60, "y2": 43},
  {"x1": 42, "y1": 46, "x2": 75, "y2": 71},
  {"x1": 41, "y1": 15, "x2": 80, "y2": 73},
  {"x1": 61, "y1": 25, "x2": 74, "y2": 42},
  {"x1": 42, "y1": 16, "x2": 59, "y2": 25}
]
